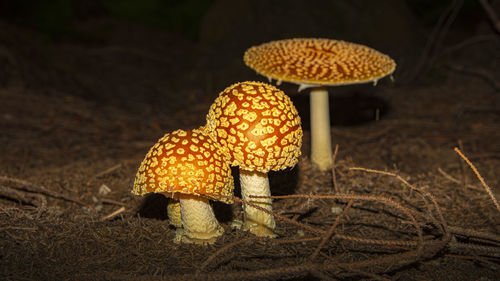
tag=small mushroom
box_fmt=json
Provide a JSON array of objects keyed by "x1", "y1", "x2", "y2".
[
  {"x1": 244, "y1": 38, "x2": 396, "y2": 170},
  {"x1": 132, "y1": 127, "x2": 234, "y2": 245},
  {"x1": 206, "y1": 81, "x2": 302, "y2": 237}
]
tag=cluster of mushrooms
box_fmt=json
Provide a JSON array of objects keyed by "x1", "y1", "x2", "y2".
[{"x1": 132, "y1": 38, "x2": 396, "y2": 245}]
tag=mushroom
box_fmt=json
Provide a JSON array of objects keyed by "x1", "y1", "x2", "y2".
[
  {"x1": 132, "y1": 127, "x2": 234, "y2": 244},
  {"x1": 206, "y1": 81, "x2": 302, "y2": 237},
  {"x1": 244, "y1": 38, "x2": 396, "y2": 170}
]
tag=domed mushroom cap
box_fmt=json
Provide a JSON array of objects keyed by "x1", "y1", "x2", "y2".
[
  {"x1": 206, "y1": 81, "x2": 302, "y2": 173},
  {"x1": 244, "y1": 38, "x2": 396, "y2": 87},
  {"x1": 132, "y1": 127, "x2": 234, "y2": 204}
]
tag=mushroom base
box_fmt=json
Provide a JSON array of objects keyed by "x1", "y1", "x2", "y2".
[
  {"x1": 174, "y1": 194, "x2": 224, "y2": 245},
  {"x1": 239, "y1": 169, "x2": 277, "y2": 238}
]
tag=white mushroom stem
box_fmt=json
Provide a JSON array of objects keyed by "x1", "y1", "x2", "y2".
[
  {"x1": 310, "y1": 87, "x2": 333, "y2": 171},
  {"x1": 239, "y1": 169, "x2": 276, "y2": 238},
  {"x1": 175, "y1": 194, "x2": 223, "y2": 245},
  {"x1": 167, "y1": 199, "x2": 182, "y2": 228}
]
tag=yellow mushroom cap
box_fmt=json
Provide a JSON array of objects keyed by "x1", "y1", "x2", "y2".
[
  {"x1": 132, "y1": 127, "x2": 234, "y2": 204},
  {"x1": 206, "y1": 81, "x2": 303, "y2": 173},
  {"x1": 244, "y1": 38, "x2": 396, "y2": 87}
]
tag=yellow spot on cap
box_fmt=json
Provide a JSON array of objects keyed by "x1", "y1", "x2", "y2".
[{"x1": 244, "y1": 38, "x2": 396, "y2": 87}]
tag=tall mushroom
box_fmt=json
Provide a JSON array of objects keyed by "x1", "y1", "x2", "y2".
[
  {"x1": 132, "y1": 127, "x2": 234, "y2": 245},
  {"x1": 206, "y1": 81, "x2": 302, "y2": 237},
  {"x1": 244, "y1": 38, "x2": 396, "y2": 171}
]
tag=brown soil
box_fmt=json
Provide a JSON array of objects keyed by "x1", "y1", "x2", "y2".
[{"x1": 1, "y1": 12, "x2": 499, "y2": 281}]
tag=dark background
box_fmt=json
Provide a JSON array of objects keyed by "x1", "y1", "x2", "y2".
[{"x1": 0, "y1": 0, "x2": 495, "y2": 112}]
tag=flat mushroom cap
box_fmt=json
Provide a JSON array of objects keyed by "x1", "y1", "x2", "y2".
[
  {"x1": 206, "y1": 81, "x2": 302, "y2": 173},
  {"x1": 132, "y1": 127, "x2": 234, "y2": 204},
  {"x1": 244, "y1": 38, "x2": 396, "y2": 87}
]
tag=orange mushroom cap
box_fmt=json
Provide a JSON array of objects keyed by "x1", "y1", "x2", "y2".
[
  {"x1": 244, "y1": 38, "x2": 396, "y2": 87},
  {"x1": 206, "y1": 81, "x2": 302, "y2": 173},
  {"x1": 132, "y1": 127, "x2": 234, "y2": 204}
]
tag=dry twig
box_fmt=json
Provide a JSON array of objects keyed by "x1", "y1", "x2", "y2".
[
  {"x1": 245, "y1": 194, "x2": 424, "y2": 252},
  {"x1": 100, "y1": 206, "x2": 126, "y2": 221},
  {"x1": 0, "y1": 184, "x2": 47, "y2": 211},
  {"x1": 231, "y1": 196, "x2": 322, "y2": 234},
  {"x1": 198, "y1": 238, "x2": 254, "y2": 271},
  {"x1": 447, "y1": 225, "x2": 500, "y2": 244},
  {"x1": 232, "y1": 195, "x2": 442, "y2": 250},
  {"x1": 310, "y1": 199, "x2": 354, "y2": 260},
  {"x1": 437, "y1": 167, "x2": 482, "y2": 191},
  {"x1": 348, "y1": 167, "x2": 447, "y2": 229},
  {"x1": 0, "y1": 176, "x2": 90, "y2": 208},
  {"x1": 331, "y1": 144, "x2": 340, "y2": 193},
  {"x1": 454, "y1": 147, "x2": 500, "y2": 212}
]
